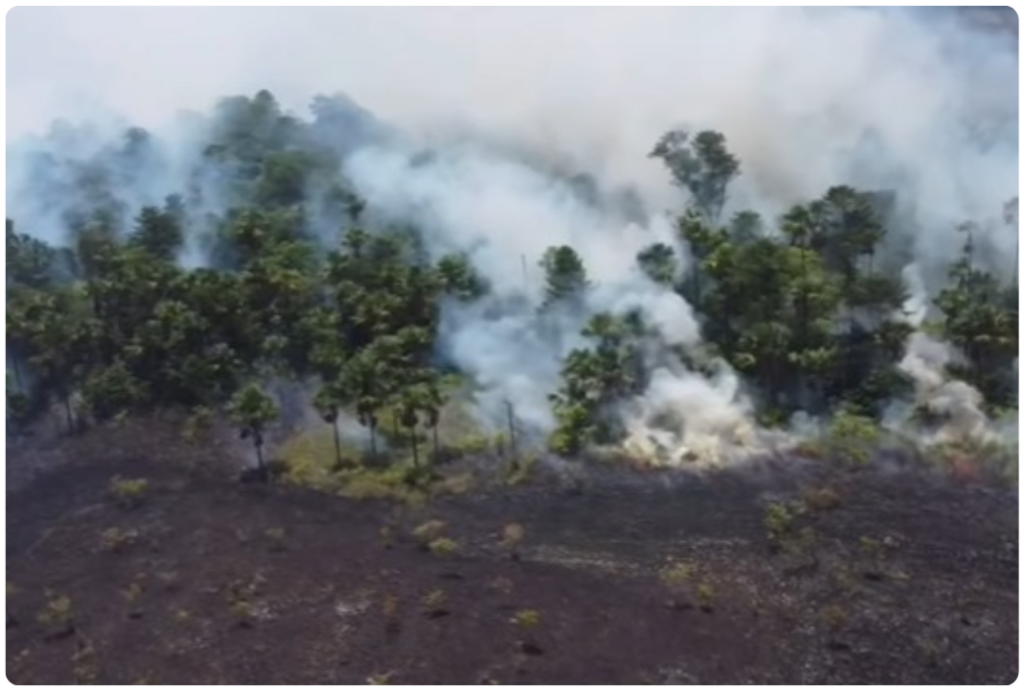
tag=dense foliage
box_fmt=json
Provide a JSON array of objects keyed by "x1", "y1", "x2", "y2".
[{"x1": 6, "y1": 90, "x2": 1018, "y2": 464}]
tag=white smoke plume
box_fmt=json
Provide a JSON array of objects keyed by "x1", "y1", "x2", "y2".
[
  {"x1": 887, "y1": 332, "x2": 1017, "y2": 450},
  {"x1": 5, "y1": 7, "x2": 1018, "y2": 461}
]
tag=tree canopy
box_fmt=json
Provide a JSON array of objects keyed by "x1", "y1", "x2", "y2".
[{"x1": 6, "y1": 90, "x2": 1017, "y2": 465}]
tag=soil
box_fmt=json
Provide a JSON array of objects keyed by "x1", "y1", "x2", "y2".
[{"x1": 5, "y1": 418, "x2": 1019, "y2": 684}]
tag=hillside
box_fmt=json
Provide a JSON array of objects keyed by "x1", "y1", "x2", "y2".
[{"x1": 6, "y1": 418, "x2": 1018, "y2": 684}]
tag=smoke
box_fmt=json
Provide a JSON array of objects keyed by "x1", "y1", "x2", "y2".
[{"x1": 6, "y1": 7, "x2": 1018, "y2": 461}]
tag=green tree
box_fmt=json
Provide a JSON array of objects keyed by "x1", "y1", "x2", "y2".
[
  {"x1": 3, "y1": 370, "x2": 12, "y2": 436},
  {"x1": 540, "y1": 245, "x2": 588, "y2": 306},
  {"x1": 128, "y1": 204, "x2": 184, "y2": 263},
  {"x1": 81, "y1": 360, "x2": 149, "y2": 422},
  {"x1": 650, "y1": 129, "x2": 740, "y2": 223},
  {"x1": 227, "y1": 383, "x2": 279, "y2": 475},
  {"x1": 436, "y1": 252, "x2": 488, "y2": 300},
  {"x1": 313, "y1": 380, "x2": 347, "y2": 468},
  {"x1": 636, "y1": 242, "x2": 678, "y2": 286}
]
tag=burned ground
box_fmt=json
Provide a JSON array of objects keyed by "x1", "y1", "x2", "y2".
[{"x1": 5, "y1": 419, "x2": 1019, "y2": 684}]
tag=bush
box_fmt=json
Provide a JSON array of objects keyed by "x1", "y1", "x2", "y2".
[
  {"x1": 763, "y1": 502, "x2": 794, "y2": 545},
  {"x1": 824, "y1": 410, "x2": 881, "y2": 466}
]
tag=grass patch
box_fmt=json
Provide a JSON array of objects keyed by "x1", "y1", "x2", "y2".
[
  {"x1": 38, "y1": 591, "x2": 73, "y2": 629},
  {"x1": 420, "y1": 589, "x2": 449, "y2": 618},
  {"x1": 802, "y1": 486, "x2": 842, "y2": 512},
  {"x1": 794, "y1": 410, "x2": 881, "y2": 466},
  {"x1": 500, "y1": 523, "x2": 525, "y2": 559},
  {"x1": 336, "y1": 464, "x2": 437, "y2": 505},
  {"x1": 1001, "y1": 449, "x2": 1018, "y2": 485},
  {"x1": 510, "y1": 609, "x2": 541, "y2": 630},
  {"x1": 428, "y1": 537, "x2": 459, "y2": 557},
  {"x1": 411, "y1": 520, "x2": 447, "y2": 546},
  {"x1": 108, "y1": 476, "x2": 149, "y2": 509},
  {"x1": 659, "y1": 561, "x2": 695, "y2": 587},
  {"x1": 696, "y1": 583, "x2": 715, "y2": 612},
  {"x1": 122, "y1": 580, "x2": 144, "y2": 602},
  {"x1": 100, "y1": 527, "x2": 137, "y2": 554},
  {"x1": 279, "y1": 428, "x2": 455, "y2": 504},
  {"x1": 820, "y1": 604, "x2": 848, "y2": 631},
  {"x1": 510, "y1": 608, "x2": 544, "y2": 654},
  {"x1": 71, "y1": 640, "x2": 100, "y2": 684},
  {"x1": 181, "y1": 406, "x2": 213, "y2": 445},
  {"x1": 931, "y1": 436, "x2": 1017, "y2": 482},
  {"x1": 505, "y1": 452, "x2": 541, "y2": 487},
  {"x1": 264, "y1": 527, "x2": 287, "y2": 552},
  {"x1": 278, "y1": 428, "x2": 362, "y2": 492}
]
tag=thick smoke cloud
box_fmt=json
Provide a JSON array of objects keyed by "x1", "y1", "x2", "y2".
[{"x1": 6, "y1": 7, "x2": 1018, "y2": 461}]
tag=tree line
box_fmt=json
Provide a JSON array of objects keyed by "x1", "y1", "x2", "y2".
[{"x1": 6, "y1": 90, "x2": 1018, "y2": 469}]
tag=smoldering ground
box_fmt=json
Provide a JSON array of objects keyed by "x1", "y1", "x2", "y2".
[{"x1": 5, "y1": 7, "x2": 1018, "y2": 466}]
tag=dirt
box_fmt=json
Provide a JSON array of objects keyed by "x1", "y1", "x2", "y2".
[{"x1": 5, "y1": 419, "x2": 1019, "y2": 684}]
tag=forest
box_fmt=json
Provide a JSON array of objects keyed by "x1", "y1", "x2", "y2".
[{"x1": 5, "y1": 89, "x2": 1019, "y2": 475}]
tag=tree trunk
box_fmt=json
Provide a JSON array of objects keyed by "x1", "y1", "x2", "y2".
[
  {"x1": 505, "y1": 403, "x2": 516, "y2": 462},
  {"x1": 410, "y1": 428, "x2": 419, "y2": 468},
  {"x1": 252, "y1": 440, "x2": 266, "y2": 483},
  {"x1": 12, "y1": 354, "x2": 24, "y2": 392},
  {"x1": 1015, "y1": 234, "x2": 1019, "y2": 291},
  {"x1": 369, "y1": 424, "x2": 378, "y2": 459},
  {"x1": 63, "y1": 395, "x2": 74, "y2": 432},
  {"x1": 332, "y1": 419, "x2": 342, "y2": 468},
  {"x1": 432, "y1": 425, "x2": 440, "y2": 463}
]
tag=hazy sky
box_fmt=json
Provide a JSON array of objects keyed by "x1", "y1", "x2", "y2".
[{"x1": 6, "y1": 6, "x2": 1017, "y2": 228}]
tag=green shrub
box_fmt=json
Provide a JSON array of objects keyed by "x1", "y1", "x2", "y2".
[
  {"x1": 824, "y1": 410, "x2": 880, "y2": 465},
  {"x1": 763, "y1": 502, "x2": 794, "y2": 545}
]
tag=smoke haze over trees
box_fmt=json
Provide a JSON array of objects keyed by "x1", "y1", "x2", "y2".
[{"x1": 5, "y1": 7, "x2": 1018, "y2": 468}]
